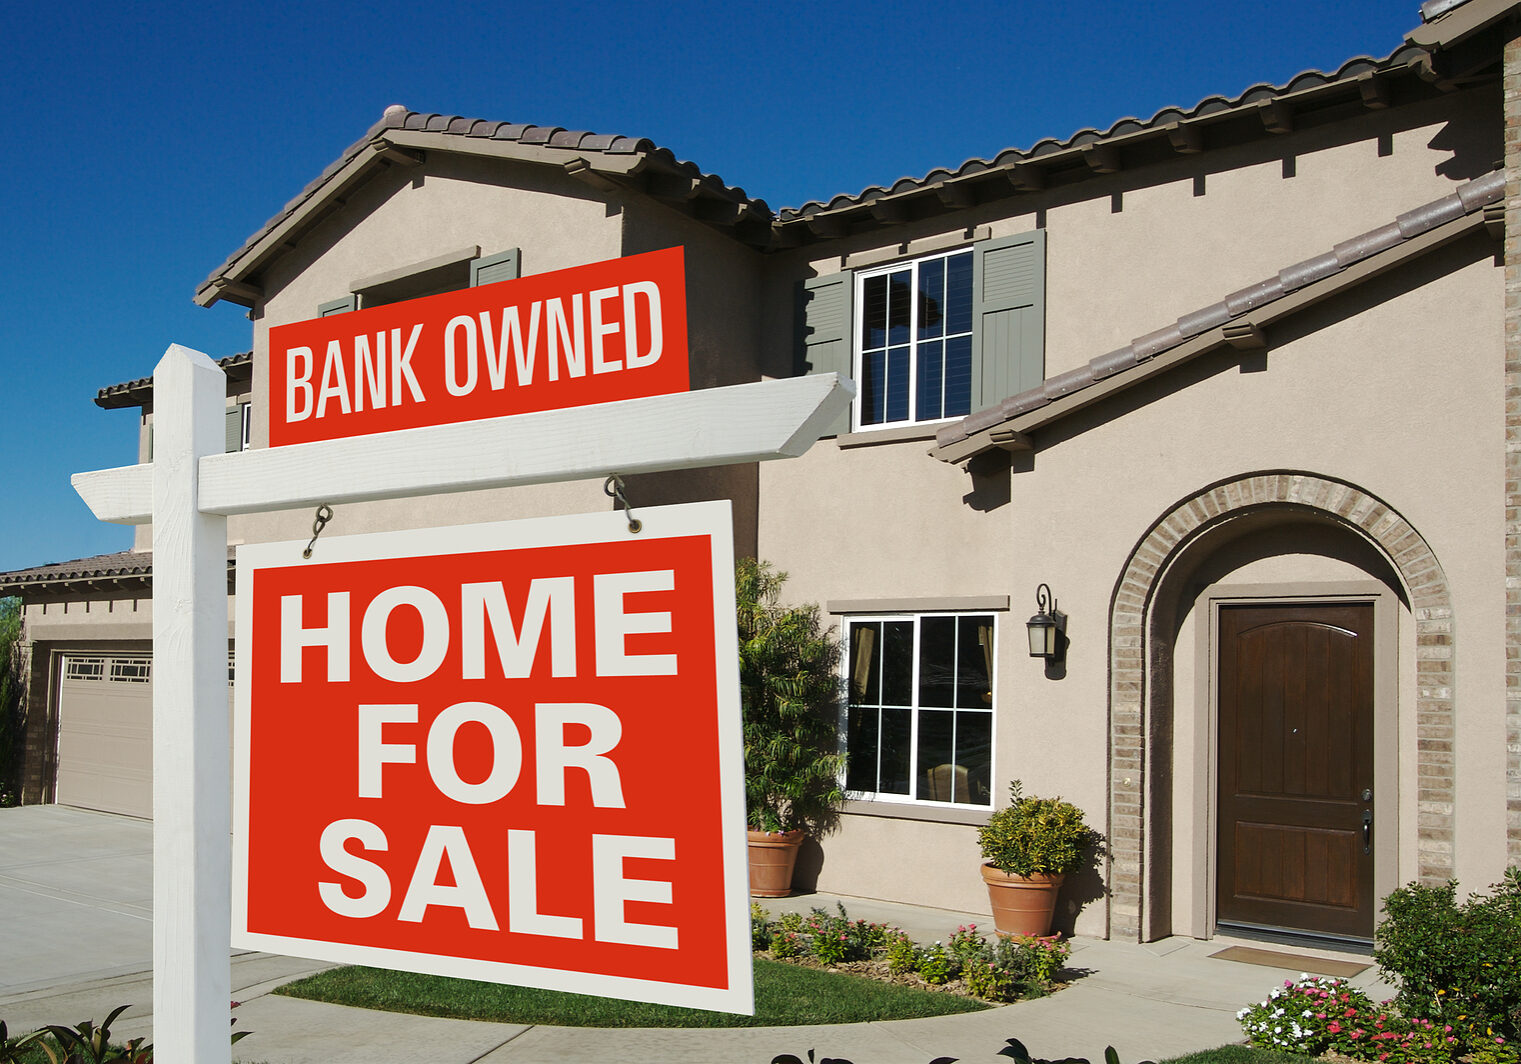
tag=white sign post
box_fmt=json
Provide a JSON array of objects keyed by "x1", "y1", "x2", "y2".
[{"x1": 73, "y1": 343, "x2": 853, "y2": 1063}]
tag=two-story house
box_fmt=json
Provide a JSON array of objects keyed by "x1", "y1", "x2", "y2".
[{"x1": 5, "y1": 0, "x2": 1519, "y2": 946}]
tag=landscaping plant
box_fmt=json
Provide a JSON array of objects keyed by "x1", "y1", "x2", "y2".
[
  {"x1": 1237, "y1": 974, "x2": 1461, "y2": 1062},
  {"x1": 978, "y1": 780, "x2": 1096, "y2": 877},
  {"x1": 1375, "y1": 868, "x2": 1521, "y2": 1056},
  {"x1": 0, "y1": 597, "x2": 22, "y2": 807},
  {"x1": 736, "y1": 560, "x2": 846, "y2": 835}
]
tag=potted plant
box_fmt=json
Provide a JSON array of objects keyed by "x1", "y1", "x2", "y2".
[
  {"x1": 736, "y1": 559, "x2": 846, "y2": 897},
  {"x1": 978, "y1": 780, "x2": 1095, "y2": 937}
]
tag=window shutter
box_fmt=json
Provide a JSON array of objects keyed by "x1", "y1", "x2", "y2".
[
  {"x1": 224, "y1": 407, "x2": 244, "y2": 453},
  {"x1": 471, "y1": 248, "x2": 521, "y2": 287},
  {"x1": 146, "y1": 422, "x2": 153, "y2": 462},
  {"x1": 972, "y1": 230, "x2": 1046, "y2": 409},
  {"x1": 796, "y1": 271, "x2": 854, "y2": 437},
  {"x1": 318, "y1": 295, "x2": 356, "y2": 316}
]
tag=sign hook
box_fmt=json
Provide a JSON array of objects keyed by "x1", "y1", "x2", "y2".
[
  {"x1": 302, "y1": 505, "x2": 335, "y2": 558},
  {"x1": 602, "y1": 476, "x2": 642, "y2": 534}
]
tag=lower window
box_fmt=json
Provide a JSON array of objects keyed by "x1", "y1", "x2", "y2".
[{"x1": 843, "y1": 613, "x2": 994, "y2": 806}]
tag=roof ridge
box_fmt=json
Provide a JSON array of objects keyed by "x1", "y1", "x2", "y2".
[{"x1": 936, "y1": 168, "x2": 1505, "y2": 452}]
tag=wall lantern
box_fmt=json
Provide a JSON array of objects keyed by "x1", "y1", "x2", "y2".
[{"x1": 1026, "y1": 583, "x2": 1061, "y2": 659}]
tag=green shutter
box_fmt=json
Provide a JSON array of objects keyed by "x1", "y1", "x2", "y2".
[
  {"x1": 225, "y1": 406, "x2": 244, "y2": 453},
  {"x1": 318, "y1": 295, "x2": 356, "y2": 316},
  {"x1": 146, "y1": 422, "x2": 153, "y2": 462},
  {"x1": 972, "y1": 230, "x2": 1046, "y2": 408},
  {"x1": 471, "y1": 248, "x2": 521, "y2": 287},
  {"x1": 796, "y1": 271, "x2": 854, "y2": 437}
]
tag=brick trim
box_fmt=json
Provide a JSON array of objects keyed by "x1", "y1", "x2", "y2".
[
  {"x1": 1503, "y1": 28, "x2": 1521, "y2": 867},
  {"x1": 1106, "y1": 472, "x2": 1453, "y2": 942}
]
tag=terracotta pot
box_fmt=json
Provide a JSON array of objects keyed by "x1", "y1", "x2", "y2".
[
  {"x1": 980, "y1": 862, "x2": 1065, "y2": 937},
  {"x1": 748, "y1": 830, "x2": 806, "y2": 897}
]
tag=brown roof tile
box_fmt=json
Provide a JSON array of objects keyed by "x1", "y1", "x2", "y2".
[{"x1": 95, "y1": 351, "x2": 252, "y2": 410}]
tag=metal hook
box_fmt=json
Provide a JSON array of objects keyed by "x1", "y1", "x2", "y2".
[
  {"x1": 602, "y1": 476, "x2": 642, "y2": 534},
  {"x1": 302, "y1": 504, "x2": 335, "y2": 559}
]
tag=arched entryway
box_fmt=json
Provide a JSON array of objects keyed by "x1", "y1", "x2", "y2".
[{"x1": 1106, "y1": 472, "x2": 1453, "y2": 942}]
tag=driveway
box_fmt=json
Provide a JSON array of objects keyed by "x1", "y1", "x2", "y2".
[{"x1": 0, "y1": 805, "x2": 154, "y2": 995}]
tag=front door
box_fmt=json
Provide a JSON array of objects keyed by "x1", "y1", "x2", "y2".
[{"x1": 1216, "y1": 602, "x2": 1375, "y2": 941}]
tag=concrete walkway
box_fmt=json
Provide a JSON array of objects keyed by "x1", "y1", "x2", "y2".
[{"x1": 0, "y1": 805, "x2": 1394, "y2": 1064}]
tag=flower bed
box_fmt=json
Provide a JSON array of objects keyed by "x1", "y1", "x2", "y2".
[{"x1": 752, "y1": 902, "x2": 1070, "y2": 1004}]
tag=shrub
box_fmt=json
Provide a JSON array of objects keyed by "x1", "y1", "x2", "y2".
[
  {"x1": 914, "y1": 943, "x2": 959, "y2": 985},
  {"x1": 1237, "y1": 974, "x2": 1468, "y2": 1064},
  {"x1": 885, "y1": 931, "x2": 918, "y2": 975},
  {"x1": 751, "y1": 903, "x2": 773, "y2": 951},
  {"x1": 736, "y1": 560, "x2": 845, "y2": 835},
  {"x1": 770, "y1": 929, "x2": 806, "y2": 960},
  {"x1": 977, "y1": 780, "x2": 1095, "y2": 877},
  {"x1": 1375, "y1": 868, "x2": 1521, "y2": 1054}
]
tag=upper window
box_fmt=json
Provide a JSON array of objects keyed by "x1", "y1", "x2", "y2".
[
  {"x1": 797, "y1": 230, "x2": 1046, "y2": 438},
  {"x1": 843, "y1": 613, "x2": 995, "y2": 807},
  {"x1": 855, "y1": 251, "x2": 973, "y2": 428}
]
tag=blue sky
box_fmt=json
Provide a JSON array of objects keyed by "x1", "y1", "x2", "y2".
[{"x1": 0, "y1": 0, "x2": 1414, "y2": 573}]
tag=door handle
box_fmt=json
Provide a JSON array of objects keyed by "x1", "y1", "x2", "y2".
[{"x1": 1362, "y1": 809, "x2": 1373, "y2": 855}]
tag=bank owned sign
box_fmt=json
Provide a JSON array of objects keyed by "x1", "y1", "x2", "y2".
[
  {"x1": 231, "y1": 502, "x2": 752, "y2": 1013},
  {"x1": 267, "y1": 247, "x2": 689, "y2": 446}
]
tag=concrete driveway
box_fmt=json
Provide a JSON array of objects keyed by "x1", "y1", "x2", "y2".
[{"x1": 0, "y1": 804, "x2": 154, "y2": 995}]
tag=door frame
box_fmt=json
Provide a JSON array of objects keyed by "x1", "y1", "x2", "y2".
[{"x1": 1190, "y1": 579, "x2": 1399, "y2": 943}]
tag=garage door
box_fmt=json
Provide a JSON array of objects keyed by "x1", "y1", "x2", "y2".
[{"x1": 56, "y1": 654, "x2": 153, "y2": 818}]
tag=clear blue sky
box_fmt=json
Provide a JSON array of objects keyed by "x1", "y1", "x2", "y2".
[{"x1": 0, "y1": 0, "x2": 1414, "y2": 573}]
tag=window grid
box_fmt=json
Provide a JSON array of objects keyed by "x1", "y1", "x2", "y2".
[
  {"x1": 64, "y1": 657, "x2": 106, "y2": 681},
  {"x1": 109, "y1": 659, "x2": 152, "y2": 683},
  {"x1": 842, "y1": 613, "x2": 995, "y2": 807},
  {"x1": 854, "y1": 250, "x2": 974, "y2": 431}
]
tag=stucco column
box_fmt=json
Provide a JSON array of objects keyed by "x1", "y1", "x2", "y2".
[{"x1": 1506, "y1": 24, "x2": 1521, "y2": 865}]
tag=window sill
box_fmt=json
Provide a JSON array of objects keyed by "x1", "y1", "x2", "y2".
[
  {"x1": 840, "y1": 798, "x2": 992, "y2": 827},
  {"x1": 836, "y1": 423, "x2": 945, "y2": 448}
]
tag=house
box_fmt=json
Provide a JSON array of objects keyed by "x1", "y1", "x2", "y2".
[{"x1": 4, "y1": 0, "x2": 1518, "y2": 948}]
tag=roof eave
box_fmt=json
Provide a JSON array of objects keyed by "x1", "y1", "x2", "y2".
[{"x1": 934, "y1": 205, "x2": 1493, "y2": 466}]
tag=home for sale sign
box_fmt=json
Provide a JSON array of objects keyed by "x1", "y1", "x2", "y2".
[{"x1": 231, "y1": 501, "x2": 752, "y2": 1013}]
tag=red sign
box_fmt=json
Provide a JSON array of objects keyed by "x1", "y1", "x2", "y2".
[
  {"x1": 267, "y1": 247, "x2": 689, "y2": 447},
  {"x1": 232, "y1": 503, "x2": 751, "y2": 1013}
]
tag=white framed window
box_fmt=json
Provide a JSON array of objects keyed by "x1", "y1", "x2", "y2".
[
  {"x1": 240, "y1": 402, "x2": 252, "y2": 451},
  {"x1": 842, "y1": 613, "x2": 995, "y2": 806},
  {"x1": 854, "y1": 249, "x2": 974, "y2": 429}
]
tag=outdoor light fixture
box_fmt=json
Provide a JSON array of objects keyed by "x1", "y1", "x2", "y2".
[{"x1": 1026, "y1": 583, "x2": 1060, "y2": 659}]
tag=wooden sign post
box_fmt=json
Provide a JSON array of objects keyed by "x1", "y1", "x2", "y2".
[{"x1": 73, "y1": 342, "x2": 852, "y2": 1064}]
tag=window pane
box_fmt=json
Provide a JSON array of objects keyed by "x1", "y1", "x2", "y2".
[
  {"x1": 885, "y1": 346, "x2": 911, "y2": 423},
  {"x1": 956, "y1": 711, "x2": 993, "y2": 805},
  {"x1": 881, "y1": 621, "x2": 914, "y2": 706},
  {"x1": 880, "y1": 708, "x2": 912, "y2": 793},
  {"x1": 944, "y1": 335, "x2": 973, "y2": 418},
  {"x1": 860, "y1": 348, "x2": 886, "y2": 426},
  {"x1": 847, "y1": 621, "x2": 881, "y2": 705},
  {"x1": 956, "y1": 616, "x2": 995, "y2": 708},
  {"x1": 917, "y1": 709, "x2": 956, "y2": 801},
  {"x1": 918, "y1": 616, "x2": 957, "y2": 707},
  {"x1": 919, "y1": 258, "x2": 945, "y2": 339},
  {"x1": 945, "y1": 252, "x2": 973, "y2": 335},
  {"x1": 887, "y1": 271, "x2": 912, "y2": 346},
  {"x1": 861, "y1": 274, "x2": 888, "y2": 350},
  {"x1": 845, "y1": 706, "x2": 880, "y2": 792},
  {"x1": 916, "y1": 339, "x2": 945, "y2": 422}
]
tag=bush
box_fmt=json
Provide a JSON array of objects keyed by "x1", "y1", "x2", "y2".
[
  {"x1": 1375, "y1": 868, "x2": 1521, "y2": 1055},
  {"x1": 978, "y1": 780, "x2": 1095, "y2": 877},
  {"x1": 736, "y1": 561, "x2": 845, "y2": 835},
  {"x1": 0, "y1": 597, "x2": 22, "y2": 808},
  {"x1": 1237, "y1": 975, "x2": 1466, "y2": 1064},
  {"x1": 885, "y1": 931, "x2": 918, "y2": 975}
]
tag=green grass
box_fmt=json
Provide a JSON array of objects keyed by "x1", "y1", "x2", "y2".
[
  {"x1": 273, "y1": 957, "x2": 990, "y2": 1027},
  {"x1": 1158, "y1": 1048, "x2": 1318, "y2": 1064}
]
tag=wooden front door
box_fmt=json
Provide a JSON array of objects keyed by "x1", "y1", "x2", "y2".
[{"x1": 1216, "y1": 602, "x2": 1375, "y2": 940}]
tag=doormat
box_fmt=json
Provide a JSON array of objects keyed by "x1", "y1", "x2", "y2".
[{"x1": 1210, "y1": 946, "x2": 1369, "y2": 978}]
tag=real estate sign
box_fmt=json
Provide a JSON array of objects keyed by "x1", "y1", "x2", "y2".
[
  {"x1": 231, "y1": 501, "x2": 752, "y2": 1013},
  {"x1": 267, "y1": 247, "x2": 690, "y2": 446}
]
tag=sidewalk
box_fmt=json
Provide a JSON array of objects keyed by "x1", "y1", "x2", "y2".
[{"x1": 2, "y1": 887, "x2": 1392, "y2": 1064}]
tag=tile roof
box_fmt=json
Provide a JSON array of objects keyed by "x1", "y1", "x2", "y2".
[
  {"x1": 197, "y1": 106, "x2": 772, "y2": 305},
  {"x1": 96, "y1": 351, "x2": 252, "y2": 409},
  {"x1": 0, "y1": 549, "x2": 237, "y2": 596},
  {"x1": 933, "y1": 168, "x2": 1505, "y2": 462},
  {"x1": 779, "y1": 47, "x2": 1434, "y2": 224}
]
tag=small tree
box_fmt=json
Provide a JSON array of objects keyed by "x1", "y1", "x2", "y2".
[
  {"x1": 736, "y1": 559, "x2": 845, "y2": 834},
  {"x1": 0, "y1": 597, "x2": 22, "y2": 806}
]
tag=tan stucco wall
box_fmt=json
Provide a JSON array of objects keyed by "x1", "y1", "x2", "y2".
[{"x1": 759, "y1": 224, "x2": 1505, "y2": 935}]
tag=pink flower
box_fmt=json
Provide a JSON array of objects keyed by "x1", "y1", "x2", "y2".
[{"x1": 1328, "y1": 1022, "x2": 1343, "y2": 1034}]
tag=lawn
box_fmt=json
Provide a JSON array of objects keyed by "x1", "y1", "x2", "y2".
[{"x1": 273, "y1": 957, "x2": 991, "y2": 1028}]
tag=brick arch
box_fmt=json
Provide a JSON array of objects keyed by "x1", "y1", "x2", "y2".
[{"x1": 1106, "y1": 472, "x2": 1453, "y2": 942}]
